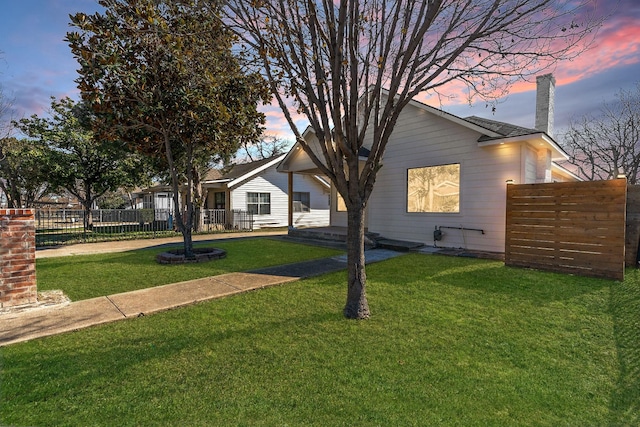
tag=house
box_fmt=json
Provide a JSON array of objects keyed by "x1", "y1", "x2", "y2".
[
  {"x1": 201, "y1": 155, "x2": 330, "y2": 229},
  {"x1": 132, "y1": 155, "x2": 331, "y2": 229},
  {"x1": 132, "y1": 185, "x2": 175, "y2": 211},
  {"x1": 130, "y1": 183, "x2": 177, "y2": 223},
  {"x1": 277, "y1": 74, "x2": 578, "y2": 253}
]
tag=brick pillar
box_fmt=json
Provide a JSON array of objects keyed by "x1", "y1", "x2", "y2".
[{"x1": 0, "y1": 209, "x2": 37, "y2": 308}]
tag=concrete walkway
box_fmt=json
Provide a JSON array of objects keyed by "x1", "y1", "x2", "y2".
[
  {"x1": 35, "y1": 229, "x2": 287, "y2": 259},
  {"x1": 1, "y1": 232, "x2": 403, "y2": 346}
]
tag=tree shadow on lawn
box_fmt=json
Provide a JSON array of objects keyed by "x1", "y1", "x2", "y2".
[
  {"x1": 377, "y1": 254, "x2": 613, "y2": 306},
  {"x1": 393, "y1": 254, "x2": 639, "y2": 424},
  {"x1": 2, "y1": 305, "x2": 343, "y2": 423},
  {"x1": 609, "y1": 273, "x2": 640, "y2": 425}
]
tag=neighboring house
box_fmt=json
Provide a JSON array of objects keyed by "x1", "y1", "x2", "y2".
[
  {"x1": 131, "y1": 156, "x2": 330, "y2": 229},
  {"x1": 130, "y1": 184, "x2": 176, "y2": 221},
  {"x1": 132, "y1": 186, "x2": 175, "y2": 211},
  {"x1": 277, "y1": 74, "x2": 578, "y2": 253},
  {"x1": 202, "y1": 154, "x2": 330, "y2": 229}
]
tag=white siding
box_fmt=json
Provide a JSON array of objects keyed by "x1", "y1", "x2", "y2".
[
  {"x1": 523, "y1": 145, "x2": 538, "y2": 184},
  {"x1": 292, "y1": 174, "x2": 331, "y2": 228},
  {"x1": 365, "y1": 104, "x2": 523, "y2": 253},
  {"x1": 231, "y1": 166, "x2": 329, "y2": 229},
  {"x1": 330, "y1": 187, "x2": 348, "y2": 228}
]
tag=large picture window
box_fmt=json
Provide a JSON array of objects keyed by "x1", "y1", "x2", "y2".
[
  {"x1": 407, "y1": 164, "x2": 460, "y2": 213},
  {"x1": 247, "y1": 192, "x2": 271, "y2": 215},
  {"x1": 293, "y1": 192, "x2": 310, "y2": 213}
]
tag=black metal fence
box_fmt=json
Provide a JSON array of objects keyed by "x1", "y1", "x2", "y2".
[{"x1": 35, "y1": 208, "x2": 253, "y2": 247}]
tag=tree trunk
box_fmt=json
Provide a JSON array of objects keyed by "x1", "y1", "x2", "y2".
[
  {"x1": 192, "y1": 168, "x2": 205, "y2": 233},
  {"x1": 182, "y1": 147, "x2": 196, "y2": 259},
  {"x1": 343, "y1": 205, "x2": 370, "y2": 319},
  {"x1": 83, "y1": 203, "x2": 93, "y2": 231},
  {"x1": 182, "y1": 225, "x2": 194, "y2": 258},
  {"x1": 163, "y1": 132, "x2": 195, "y2": 259},
  {"x1": 83, "y1": 187, "x2": 93, "y2": 231},
  {"x1": 7, "y1": 180, "x2": 21, "y2": 208}
]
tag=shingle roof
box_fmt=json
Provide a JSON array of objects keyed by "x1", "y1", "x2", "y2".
[
  {"x1": 202, "y1": 169, "x2": 223, "y2": 181},
  {"x1": 463, "y1": 116, "x2": 541, "y2": 141},
  {"x1": 219, "y1": 156, "x2": 283, "y2": 181}
]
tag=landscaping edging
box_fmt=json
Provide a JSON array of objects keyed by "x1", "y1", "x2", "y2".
[{"x1": 156, "y1": 248, "x2": 227, "y2": 264}]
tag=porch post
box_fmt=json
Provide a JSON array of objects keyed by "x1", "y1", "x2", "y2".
[
  {"x1": 225, "y1": 190, "x2": 231, "y2": 228},
  {"x1": 288, "y1": 172, "x2": 293, "y2": 228}
]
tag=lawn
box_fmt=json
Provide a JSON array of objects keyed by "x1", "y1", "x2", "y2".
[
  {"x1": 35, "y1": 237, "x2": 343, "y2": 300},
  {"x1": 2, "y1": 253, "x2": 639, "y2": 426}
]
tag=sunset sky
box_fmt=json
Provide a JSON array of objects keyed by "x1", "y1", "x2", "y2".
[{"x1": 1, "y1": 0, "x2": 639, "y2": 143}]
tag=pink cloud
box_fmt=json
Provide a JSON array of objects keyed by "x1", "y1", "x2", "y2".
[
  {"x1": 255, "y1": 2, "x2": 640, "y2": 135},
  {"x1": 552, "y1": 18, "x2": 640, "y2": 86},
  {"x1": 414, "y1": 13, "x2": 640, "y2": 107}
]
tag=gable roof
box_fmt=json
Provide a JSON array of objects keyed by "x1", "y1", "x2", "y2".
[
  {"x1": 466, "y1": 115, "x2": 568, "y2": 160},
  {"x1": 403, "y1": 96, "x2": 503, "y2": 138},
  {"x1": 280, "y1": 88, "x2": 570, "y2": 172},
  {"x1": 221, "y1": 156, "x2": 281, "y2": 181},
  {"x1": 203, "y1": 154, "x2": 286, "y2": 189},
  {"x1": 381, "y1": 91, "x2": 568, "y2": 160}
]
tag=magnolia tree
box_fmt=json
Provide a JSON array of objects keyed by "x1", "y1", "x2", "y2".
[
  {"x1": 67, "y1": 0, "x2": 270, "y2": 257},
  {"x1": 224, "y1": 0, "x2": 601, "y2": 319}
]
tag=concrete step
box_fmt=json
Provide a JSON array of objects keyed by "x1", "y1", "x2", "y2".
[{"x1": 375, "y1": 238, "x2": 425, "y2": 252}]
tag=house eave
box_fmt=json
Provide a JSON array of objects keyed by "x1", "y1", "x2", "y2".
[
  {"x1": 202, "y1": 178, "x2": 232, "y2": 184},
  {"x1": 478, "y1": 132, "x2": 569, "y2": 161},
  {"x1": 278, "y1": 127, "x2": 370, "y2": 175},
  {"x1": 552, "y1": 162, "x2": 583, "y2": 181},
  {"x1": 227, "y1": 154, "x2": 287, "y2": 190},
  {"x1": 312, "y1": 175, "x2": 331, "y2": 189},
  {"x1": 277, "y1": 141, "x2": 309, "y2": 173}
]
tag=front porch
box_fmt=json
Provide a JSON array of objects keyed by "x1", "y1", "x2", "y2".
[{"x1": 286, "y1": 226, "x2": 425, "y2": 251}]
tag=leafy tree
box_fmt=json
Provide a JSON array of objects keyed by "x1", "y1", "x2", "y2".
[
  {"x1": 96, "y1": 190, "x2": 128, "y2": 209},
  {"x1": 225, "y1": 0, "x2": 601, "y2": 318},
  {"x1": 67, "y1": 0, "x2": 271, "y2": 257},
  {"x1": 562, "y1": 83, "x2": 640, "y2": 184},
  {"x1": 0, "y1": 137, "x2": 51, "y2": 208},
  {"x1": 15, "y1": 97, "x2": 146, "y2": 229}
]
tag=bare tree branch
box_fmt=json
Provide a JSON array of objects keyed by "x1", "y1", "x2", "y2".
[
  {"x1": 562, "y1": 82, "x2": 640, "y2": 184},
  {"x1": 224, "y1": 0, "x2": 603, "y2": 319}
]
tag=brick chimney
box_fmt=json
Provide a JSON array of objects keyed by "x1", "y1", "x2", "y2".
[{"x1": 535, "y1": 74, "x2": 555, "y2": 137}]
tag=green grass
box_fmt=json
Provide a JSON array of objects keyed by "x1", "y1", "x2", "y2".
[
  {"x1": 36, "y1": 229, "x2": 178, "y2": 246},
  {"x1": 3, "y1": 253, "x2": 638, "y2": 426},
  {"x1": 35, "y1": 238, "x2": 343, "y2": 300}
]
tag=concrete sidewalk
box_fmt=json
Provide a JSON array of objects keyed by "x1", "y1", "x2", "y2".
[
  {"x1": 1, "y1": 247, "x2": 402, "y2": 346},
  {"x1": 35, "y1": 230, "x2": 287, "y2": 259}
]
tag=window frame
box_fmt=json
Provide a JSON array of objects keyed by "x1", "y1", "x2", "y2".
[
  {"x1": 406, "y1": 163, "x2": 461, "y2": 214},
  {"x1": 246, "y1": 192, "x2": 271, "y2": 215},
  {"x1": 293, "y1": 191, "x2": 311, "y2": 213}
]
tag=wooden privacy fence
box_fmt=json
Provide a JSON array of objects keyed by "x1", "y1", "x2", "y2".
[
  {"x1": 505, "y1": 179, "x2": 627, "y2": 281},
  {"x1": 625, "y1": 185, "x2": 640, "y2": 267}
]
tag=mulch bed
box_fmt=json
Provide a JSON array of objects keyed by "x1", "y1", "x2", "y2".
[{"x1": 156, "y1": 247, "x2": 227, "y2": 264}]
